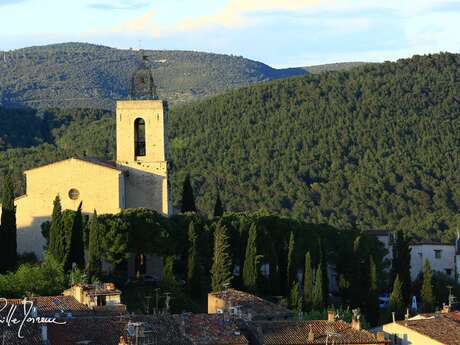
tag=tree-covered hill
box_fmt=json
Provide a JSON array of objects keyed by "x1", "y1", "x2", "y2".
[
  {"x1": 304, "y1": 62, "x2": 371, "y2": 74},
  {"x1": 1, "y1": 52, "x2": 460, "y2": 242},
  {"x1": 0, "y1": 42, "x2": 306, "y2": 109}
]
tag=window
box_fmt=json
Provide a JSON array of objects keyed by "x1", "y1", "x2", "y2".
[
  {"x1": 68, "y1": 188, "x2": 80, "y2": 200},
  {"x1": 134, "y1": 118, "x2": 146, "y2": 157},
  {"x1": 434, "y1": 249, "x2": 442, "y2": 259}
]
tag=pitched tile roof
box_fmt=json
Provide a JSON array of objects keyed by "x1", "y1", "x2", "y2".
[
  {"x1": 396, "y1": 312, "x2": 460, "y2": 345},
  {"x1": 8, "y1": 296, "x2": 92, "y2": 316},
  {"x1": 249, "y1": 320, "x2": 385, "y2": 344},
  {"x1": 174, "y1": 313, "x2": 249, "y2": 345},
  {"x1": 210, "y1": 289, "x2": 293, "y2": 320}
]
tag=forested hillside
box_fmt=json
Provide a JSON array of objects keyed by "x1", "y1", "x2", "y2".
[
  {"x1": 0, "y1": 43, "x2": 306, "y2": 109},
  {"x1": 1, "y1": 52, "x2": 460, "y2": 242}
]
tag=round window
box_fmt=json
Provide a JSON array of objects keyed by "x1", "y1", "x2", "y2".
[{"x1": 68, "y1": 189, "x2": 80, "y2": 200}]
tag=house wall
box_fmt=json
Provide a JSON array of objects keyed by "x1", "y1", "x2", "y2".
[
  {"x1": 380, "y1": 322, "x2": 445, "y2": 345},
  {"x1": 207, "y1": 295, "x2": 226, "y2": 314},
  {"x1": 3, "y1": 159, "x2": 123, "y2": 257},
  {"x1": 410, "y1": 244, "x2": 456, "y2": 281}
]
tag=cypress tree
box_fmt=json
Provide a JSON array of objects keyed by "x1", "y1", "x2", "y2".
[
  {"x1": 312, "y1": 263, "x2": 324, "y2": 310},
  {"x1": 392, "y1": 230, "x2": 412, "y2": 306},
  {"x1": 421, "y1": 259, "x2": 434, "y2": 312},
  {"x1": 87, "y1": 210, "x2": 102, "y2": 280},
  {"x1": 318, "y1": 239, "x2": 329, "y2": 306},
  {"x1": 180, "y1": 174, "x2": 197, "y2": 213},
  {"x1": 163, "y1": 256, "x2": 177, "y2": 285},
  {"x1": 211, "y1": 221, "x2": 233, "y2": 292},
  {"x1": 187, "y1": 221, "x2": 201, "y2": 297},
  {"x1": 367, "y1": 256, "x2": 380, "y2": 326},
  {"x1": 243, "y1": 223, "x2": 259, "y2": 293},
  {"x1": 48, "y1": 195, "x2": 66, "y2": 264},
  {"x1": 389, "y1": 275, "x2": 405, "y2": 320},
  {"x1": 286, "y1": 232, "x2": 295, "y2": 291},
  {"x1": 303, "y1": 252, "x2": 313, "y2": 310},
  {"x1": 350, "y1": 236, "x2": 363, "y2": 308},
  {"x1": 213, "y1": 193, "x2": 224, "y2": 218},
  {"x1": 289, "y1": 281, "x2": 302, "y2": 315},
  {"x1": 66, "y1": 202, "x2": 85, "y2": 271},
  {"x1": 0, "y1": 175, "x2": 16, "y2": 273}
]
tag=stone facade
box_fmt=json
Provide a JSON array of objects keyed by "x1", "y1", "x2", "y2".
[{"x1": 2, "y1": 98, "x2": 171, "y2": 257}]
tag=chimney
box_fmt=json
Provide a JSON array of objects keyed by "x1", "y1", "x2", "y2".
[
  {"x1": 351, "y1": 315, "x2": 361, "y2": 331},
  {"x1": 308, "y1": 325, "x2": 314, "y2": 342},
  {"x1": 392, "y1": 312, "x2": 396, "y2": 323},
  {"x1": 327, "y1": 310, "x2": 335, "y2": 322}
]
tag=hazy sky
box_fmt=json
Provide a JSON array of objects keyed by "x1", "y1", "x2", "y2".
[{"x1": 1, "y1": 0, "x2": 460, "y2": 67}]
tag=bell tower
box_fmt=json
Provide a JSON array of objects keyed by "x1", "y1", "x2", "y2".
[{"x1": 116, "y1": 51, "x2": 171, "y2": 215}]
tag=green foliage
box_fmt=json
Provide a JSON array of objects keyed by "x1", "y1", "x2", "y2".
[
  {"x1": 313, "y1": 263, "x2": 324, "y2": 310},
  {"x1": 392, "y1": 230, "x2": 412, "y2": 305},
  {"x1": 48, "y1": 195, "x2": 65, "y2": 264},
  {"x1": 87, "y1": 211, "x2": 102, "y2": 279},
  {"x1": 242, "y1": 223, "x2": 259, "y2": 293},
  {"x1": 163, "y1": 256, "x2": 177, "y2": 286},
  {"x1": 420, "y1": 259, "x2": 434, "y2": 312},
  {"x1": 211, "y1": 221, "x2": 233, "y2": 292},
  {"x1": 181, "y1": 174, "x2": 197, "y2": 213},
  {"x1": 289, "y1": 281, "x2": 302, "y2": 315},
  {"x1": 67, "y1": 202, "x2": 85, "y2": 270},
  {"x1": 0, "y1": 253, "x2": 66, "y2": 298},
  {"x1": 389, "y1": 275, "x2": 405, "y2": 320},
  {"x1": 0, "y1": 174, "x2": 17, "y2": 272},
  {"x1": 213, "y1": 193, "x2": 224, "y2": 218},
  {"x1": 366, "y1": 256, "x2": 380, "y2": 327},
  {"x1": 0, "y1": 43, "x2": 305, "y2": 109},
  {"x1": 286, "y1": 232, "x2": 295, "y2": 291},
  {"x1": 187, "y1": 221, "x2": 201, "y2": 298},
  {"x1": 303, "y1": 252, "x2": 313, "y2": 310}
]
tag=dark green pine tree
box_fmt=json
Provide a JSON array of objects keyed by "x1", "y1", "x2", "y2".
[
  {"x1": 318, "y1": 239, "x2": 329, "y2": 306},
  {"x1": 392, "y1": 230, "x2": 412, "y2": 306},
  {"x1": 421, "y1": 259, "x2": 434, "y2": 312},
  {"x1": 180, "y1": 174, "x2": 197, "y2": 213},
  {"x1": 0, "y1": 175, "x2": 17, "y2": 273},
  {"x1": 210, "y1": 221, "x2": 233, "y2": 292},
  {"x1": 213, "y1": 193, "x2": 224, "y2": 218},
  {"x1": 87, "y1": 210, "x2": 102, "y2": 280},
  {"x1": 312, "y1": 263, "x2": 324, "y2": 310},
  {"x1": 366, "y1": 256, "x2": 380, "y2": 327},
  {"x1": 163, "y1": 256, "x2": 177, "y2": 286},
  {"x1": 286, "y1": 232, "x2": 295, "y2": 291},
  {"x1": 350, "y1": 236, "x2": 363, "y2": 308},
  {"x1": 289, "y1": 281, "x2": 302, "y2": 315},
  {"x1": 303, "y1": 252, "x2": 313, "y2": 311},
  {"x1": 48, "y1": 195, "x2": 66, "y2": 264},
  {"x1": 243, "y1": 223, "x2": 259, "y2": 293},
  {"x1": 389, "y1": 275, "x2": 405, "y2": 320},
  {"x1": 66, "y1": 202, "x2": 85, "y2": 271},
  {"x1": 187, "y1": 221, "x2": 201, "y2": 298}
]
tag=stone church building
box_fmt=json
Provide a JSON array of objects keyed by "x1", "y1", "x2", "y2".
[{"x1": 5, "y1": 56, "x2": 172, "y2": 257}]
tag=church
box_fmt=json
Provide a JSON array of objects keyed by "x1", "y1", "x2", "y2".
[{"x1": 10, "y1": 55, "x2": 172, "y2": 257}]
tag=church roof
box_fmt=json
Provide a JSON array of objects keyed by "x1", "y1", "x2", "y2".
[{"x1": 24, "y1": 157, "x2": 124, "y2": 174}]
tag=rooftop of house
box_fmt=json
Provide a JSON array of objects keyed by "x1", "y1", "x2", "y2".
[
  {"x1": 396, "y1": 312, "x2": 460, "y2": 345},
  {"x1": 7, "y1": 295, "x2": 92, "y2": 315},
  {"x1": 174, "y1": 313, "x2": 249, "y2": 345},
  {"x1": 210, "y1": 289, "x2": 293, "y2": 320},
  {"x1": 47, "y1": 314, "x2": 192, "y2": 345},
  {"x1": 249, "y1": 320, "x2": 386, "y2": 344},
  {"x1": 76, "y1": 282, "x2": 122, "y2": 296}
]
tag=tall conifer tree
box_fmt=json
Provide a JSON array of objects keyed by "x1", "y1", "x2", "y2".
[
  {"x1": 0, "y1": 175, "x2": 16, "y2": 272},
  {"x1": 303, "y1": 252, "x2": 313, "y2": 310},
  {"x1": 180, "y1": 174, "x2": 197, "y2": 213},
  {"x1": 243, "y1": 223, "x2": 259, "y2": 293},
  {"x1": 87, "y1": 210, "x2": 102, "y2": 280},
  {"x1": 49, "y1": 195, "x2": 65, "y2": 264},
  {"x1": 187, "y1": 221, "x2": 201, "y2": 297},
  {"x1": 213, "y1": 193, "x2": 224, "y2": 218},
  {"x1": 286, "y1": 232, "x2": 295, "y2": 291},
  {"x1": 211, "y1": 221, "x2": 233, "y2": 291},
  {"x1": 392, "y1": 230, "x2": 412, "y2": 306},
  {"x1": 289, "y1": 281, "x2": 302, "y2": 315},
  {"x1": 367, "y1": 256, "x2": 380, "y2": 326},
  {"x1": 66, "y1": 202, "x2": 85, "y2": 271},
  {"x1": 421, "y1": 259, "x2": 434, "y2": 312},
  {"x1": 389, "y1": 275, "x2": 405, "y2": 320},
  {"x1": 312, "y1": 263, "x2": 324, "y2": 310}
]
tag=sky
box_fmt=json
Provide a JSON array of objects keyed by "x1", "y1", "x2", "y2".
[{"x1": 0, "y1": 0, "x2": 460, "y2": 67}]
